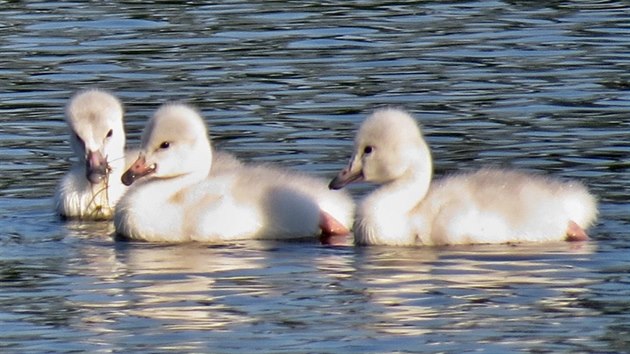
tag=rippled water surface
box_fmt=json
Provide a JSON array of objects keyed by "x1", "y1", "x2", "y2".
[{"x1": 1, "y1": 1, "x2": 629, "y2": 353}]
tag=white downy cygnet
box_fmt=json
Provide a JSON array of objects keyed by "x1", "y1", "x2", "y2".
[
  {"x1": 114, "y1": 103, "x2": 354, "y2": 242},
  {"x1": 329, "y1": 108, "x2": 598, "y2": 246},
  {"x1": 54, "y1": 89, "x2": 131, "y2": 220}
]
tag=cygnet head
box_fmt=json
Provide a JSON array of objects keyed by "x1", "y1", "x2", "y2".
[
  {"x1": 66, "y1": 89, "x2": 125, "y2": 184},
  {"x1": 329, "y1": 108, "x2": 432, "y2": 189},
  {"x1": 121, "y1": 103, "x2": 213, "y2": 186}
]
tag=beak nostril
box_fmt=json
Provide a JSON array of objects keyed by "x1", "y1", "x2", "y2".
[{"x1": 121, "y1": 157, "x2": 156, "y2": 186}]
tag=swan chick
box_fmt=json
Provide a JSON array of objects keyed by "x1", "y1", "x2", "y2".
[
  {"x1": 330, "y1": 108, "x2": 598, "y2": 246},
  {"x1": 54, "y1": 89, "x2": 129, "y2": 220},
  {"x1": 114, "y1": 103, "x2": 354, "y2": 242}
]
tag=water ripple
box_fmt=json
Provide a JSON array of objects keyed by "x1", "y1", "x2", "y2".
[{"x1": 0, "y1": 1, "x2": 629, "y2": 352}]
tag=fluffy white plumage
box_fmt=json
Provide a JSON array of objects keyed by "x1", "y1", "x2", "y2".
[
  {"x1": 54, "y1": 89, "x2": 130, "y2": 220},
  {"x1": 330, "y1": 108, "x2": 598, "y2": 246},
  {"x1": 114, "y1": 103, "x2": 354, "y2": 242}
]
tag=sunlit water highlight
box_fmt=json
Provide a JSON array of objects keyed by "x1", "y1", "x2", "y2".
[{"x1": 1, "y1": 1, "x2": 629, "y2": 353}]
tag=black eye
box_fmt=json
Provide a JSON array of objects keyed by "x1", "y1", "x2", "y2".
[
  {"x1": 106, "y1": 129, "x2": 113, "y2": 138},
  {"x1": 363, "y1": 146, "x2": 373, "y2": 154},
  {"x1": 159, "y1": 141, "x2": 170, "y2": 149}
]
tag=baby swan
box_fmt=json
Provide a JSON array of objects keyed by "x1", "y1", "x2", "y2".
[
  {"x1": 114, "y1": 103, "x2": 354, "y2": 243},
  {"x1": 54, "y1": 89, "x2": 130, "y2": 220},
  {"x1": 329, "y1": 108, "x2": 598, "y2": 246}
]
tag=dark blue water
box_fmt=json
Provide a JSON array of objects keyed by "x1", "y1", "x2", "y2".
[{"x1": 1, "y1": 1, "x2": 629, "y2": 353}]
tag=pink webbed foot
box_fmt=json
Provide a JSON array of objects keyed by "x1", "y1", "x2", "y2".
[
  {"x1": 319, "y1": 211, "x2": 350, "y2": 245},
  {"x1": 566, "y1": 220, "x2": 589, "y2": 242}
]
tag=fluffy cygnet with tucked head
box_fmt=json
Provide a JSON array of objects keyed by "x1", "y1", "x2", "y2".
[
  {"x1": 54, "y1": 89, "x2": 130, "y2": 220},
  {"x1": 330, "y1": 108, "x2": 598, "y2": 246},
  {"x1": 114, "y1": 103, "x2": 354, "y2": 242}
]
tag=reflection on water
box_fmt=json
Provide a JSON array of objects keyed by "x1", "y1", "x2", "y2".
[
  {"x1": 83, "y1": 244, "x2": 265, "y2": 333},
  {"x1": 0, "y1": 0, "x2": 629, "y2": 352},
  {"x1": 2, "y1": 238, "x2": 610, "y2": 352}
]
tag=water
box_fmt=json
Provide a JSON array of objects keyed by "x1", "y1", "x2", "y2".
[{"x1": 1, "y1": 1, "x2": 629, "y2": 352}]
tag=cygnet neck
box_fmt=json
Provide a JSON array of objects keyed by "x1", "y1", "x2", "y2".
[
  {"x1": 371, "y1": 148, "x2": 432, "y2": 213},
  {"x1": 357, "y1": 144, "x2": 433, "y2": 245}
]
